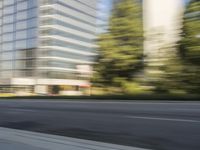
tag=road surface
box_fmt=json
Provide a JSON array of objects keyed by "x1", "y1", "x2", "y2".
[{"x1": 0, "y1": 99, "x2": 200, "y2": 150}]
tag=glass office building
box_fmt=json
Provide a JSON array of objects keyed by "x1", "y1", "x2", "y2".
[{"x1": 0, "y1": 0, "x2": 98, "y2": 95}]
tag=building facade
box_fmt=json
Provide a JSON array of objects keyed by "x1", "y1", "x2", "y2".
[
  {"x1": 143, "y1": 0, "x2": 184, "y2": 61},
  {"x1": 0, "y1": 0, "x2": 98, "y2": 95},
  {"x1": 143, "y1": 0, "x2": 184, "y2": 83}
]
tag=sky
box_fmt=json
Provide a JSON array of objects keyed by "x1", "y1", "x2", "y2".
[
  {"x1": 100, "y1": 0, "x2": 190, "y2": 11},
  {"x1": 99, "y1": 0, "x2": 190, "y2": 20},
  {"x1": 98, "y1": 0, "x2": 190, "y2": 33},
  {"x1": 184, "y1": 0, "x2": 190, "y2": 4}
]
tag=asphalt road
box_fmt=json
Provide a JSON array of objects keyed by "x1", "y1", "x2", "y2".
[{"x1": 0, "y1": 99, "x2": 200, "y2": 150}]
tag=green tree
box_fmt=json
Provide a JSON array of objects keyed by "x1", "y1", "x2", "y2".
[
  {"x1": 94, "y1": 0, "x2": 143, "y2": 92},
  {"x1": 179, "y1": 0, "x2": 200, "y2": 93},
  {"x1": 181, "y1": 0, "x2": 200, "y2": 64},
  {"x1": 150, "y1": 0, "x2": 200, "y2": 94}
]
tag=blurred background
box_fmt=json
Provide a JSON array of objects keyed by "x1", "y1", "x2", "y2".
[
  {"x1": 93, "y1": 0, "x2": 200, "y2": 96},
  {"x1": 0, "y1": 0, "x2": 199, "y2": 97}
]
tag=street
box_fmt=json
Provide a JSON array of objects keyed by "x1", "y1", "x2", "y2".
[{"x1": 0, "y1": 99, "x2": 200, "y2": 150}]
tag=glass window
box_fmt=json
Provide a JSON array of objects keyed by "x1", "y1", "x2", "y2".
[
  {"x1": 3, "y1": 0, "x2": 15, "y2": 6},
  {"x1": 1, "y1": 52, "x2": 13, "y2": 60},
  {"x1": 3, "y1": 24, "x2": 14, "y2": 33},
  {"x1": 28, "y1": 0, "x2": 38, "y2": 8},
  {"x1": 15, "y1": 60, "x2": 26, "y2": 69},
  {"x1": 27, "y1": 38, "x2": 37, "y2": 48},
  {"x1": 17, "y1": 0, "x2": 26, "y2": 2},
  {"x1": 26, "y1": 49, "x2": 35, "y2": 58},
  {"x1": 17, "y1": 11, "x2": 28, "y2": 20},
  {"x1": 16, "y1": 50, "x2": 26, "y2": 59},
  {"x1": 16, "y1": 20, "x2": 27, "y2": 30},
  {"x1": 3, "y1": 6, "x2": 14, "y2": 15},
  {"x1": 0, "y1": 10, "x2": 2, "y2": 17},
  {"x1": 28, "y1": 18, "x2": 37, "y2": 28},
  {"x1": 28, "y1": 8, "x2": 37, "y2": 18},
  {"x1": 17, "y1": 0, "x2": 24, "y2": 2},
  {"x1": 27, "y1": 28, "x2": 37, "y2": 38},
  {"x1": 15, "y1": 40, "x2": 27, "y2": 49},
  {"x1": 17, "y1": 1, "x2": 28, "y2": 11},
  {"x1": 3, "y1": 15, "x2": 14, "y2": 24},
  {"x1": 0, "y1": 2, "x2": 3, "y2": 8},
  {"x1": 2, "y1": 42, "x2": 13, "y2": 51},
  {"x1": 16, "y1": 30, "x2": 27, "y2": 40},
  {"x1": 2, "y1": 33, "x2": 14, "y2": 42}
]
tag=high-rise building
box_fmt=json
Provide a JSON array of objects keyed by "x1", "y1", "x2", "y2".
[
  {"x1": 143, "y1": 0, "x2": 184, "y2": 61},
  {"x1": 143, "y1": 0, "x2": 184, "y2": 83},
  {"x1": 0, "y1": 0, "x2": 98, "y2": 95}
]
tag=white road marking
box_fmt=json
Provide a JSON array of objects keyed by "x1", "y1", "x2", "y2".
[
  {"x1": 1, "y1": 99, "x2": 200, "y2": 106},
  {"x1": 174, "y1": 108, "x2": 200, "y2": 111},
  {"x1": 125, "y1": 116, "x2": 200, "y2": 123}
]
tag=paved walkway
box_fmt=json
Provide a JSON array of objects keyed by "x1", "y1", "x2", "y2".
[{"x1": 0, "y1": 127, "x2": 147, "y2": 150}]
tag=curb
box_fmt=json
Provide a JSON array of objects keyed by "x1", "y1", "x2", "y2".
[{"x1": 0, "y1": 127, "x2": 148, "y2": 150}]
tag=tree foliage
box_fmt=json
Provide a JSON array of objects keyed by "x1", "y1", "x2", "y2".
[
  {"x1": 179, "y1": 0, "x2": 200, "y2": 93},
  {"x1": 152, "y1": 0, "x2": 200, "y2": 94},
  {"x1": 180, "y1": 0, "x2": 200, "y2": 64},
  {"x1": 94, "y1": 0, "x2": 143, "y2": 89}
]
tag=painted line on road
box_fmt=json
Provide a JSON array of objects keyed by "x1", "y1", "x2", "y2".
[
  {"x1": 1, "y1": 99, "x2": 200, "y2": 106},
  {"x1": 125, "y1": 116, "x2": 200, "y2": 123},
  {"x1": 174, "y1": 108, "x2": 200, "y2": 111}
]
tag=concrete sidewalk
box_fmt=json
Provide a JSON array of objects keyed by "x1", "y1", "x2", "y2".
[{"x1": 0, "y1": 127, "x2": 148, "y2": 150}]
